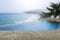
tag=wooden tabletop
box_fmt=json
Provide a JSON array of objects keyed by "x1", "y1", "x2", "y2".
[{"x1": 0, "y1": 30, "x2": 60, "y2": 40}]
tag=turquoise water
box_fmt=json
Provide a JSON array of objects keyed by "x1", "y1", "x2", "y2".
[
  {"x1": 0, "y1": 13, "x2": 60, "y2": 30},
  {"x1": 0, "y1": 13, "x2": 32, "y2": 25}
]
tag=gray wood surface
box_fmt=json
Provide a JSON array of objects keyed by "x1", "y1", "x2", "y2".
[{"x1": 0, "y1": 30, "x2": 60, "y2": 40}]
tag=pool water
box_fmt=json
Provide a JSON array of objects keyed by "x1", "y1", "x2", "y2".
[{"x1": 0, "y1": 13, "x2": 60, "y2": 30}]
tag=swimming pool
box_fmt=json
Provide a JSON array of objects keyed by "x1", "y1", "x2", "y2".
[{"x1": 0, "y1": 13, "x2": 60, "y2": 30}]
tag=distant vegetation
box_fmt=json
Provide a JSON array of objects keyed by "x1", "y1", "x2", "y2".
[{"x1": 42, "y1": 2, "x2": 60, "y2": 18}]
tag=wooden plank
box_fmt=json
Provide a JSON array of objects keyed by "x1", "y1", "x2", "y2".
[{"x1": 0, "y1": 30, "x2": 59, "y2": 40}]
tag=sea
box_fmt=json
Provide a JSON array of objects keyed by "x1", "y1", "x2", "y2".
[{"x1": 0, "y1": 13, "x2": 60, "y2": 30}]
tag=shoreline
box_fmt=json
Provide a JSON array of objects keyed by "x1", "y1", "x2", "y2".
[{"x1": 46, "y1": 18, "x2": 60, "y2": 22}]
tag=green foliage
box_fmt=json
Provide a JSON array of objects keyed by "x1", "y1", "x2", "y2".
[{"x1": 43, "y1": 2, "x2": 60, "y2": 17}]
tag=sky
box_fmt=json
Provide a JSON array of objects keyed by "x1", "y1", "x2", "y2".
[{"x1": 0, "y1": 0, "x2": 60, "y2": 13}]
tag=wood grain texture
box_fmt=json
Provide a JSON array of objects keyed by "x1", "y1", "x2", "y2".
[{"x1": 0, "y1": 30, "x2": 60, "y2": 40}]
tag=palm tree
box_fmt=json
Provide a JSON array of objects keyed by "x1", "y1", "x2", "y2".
[{"x1": 43, "y1": 2, "x2": 60, "y2": 18}]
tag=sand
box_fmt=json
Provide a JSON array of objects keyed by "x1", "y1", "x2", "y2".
[{"x1": 0, "y1": 30, "x2": 60, "y2": 40}]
